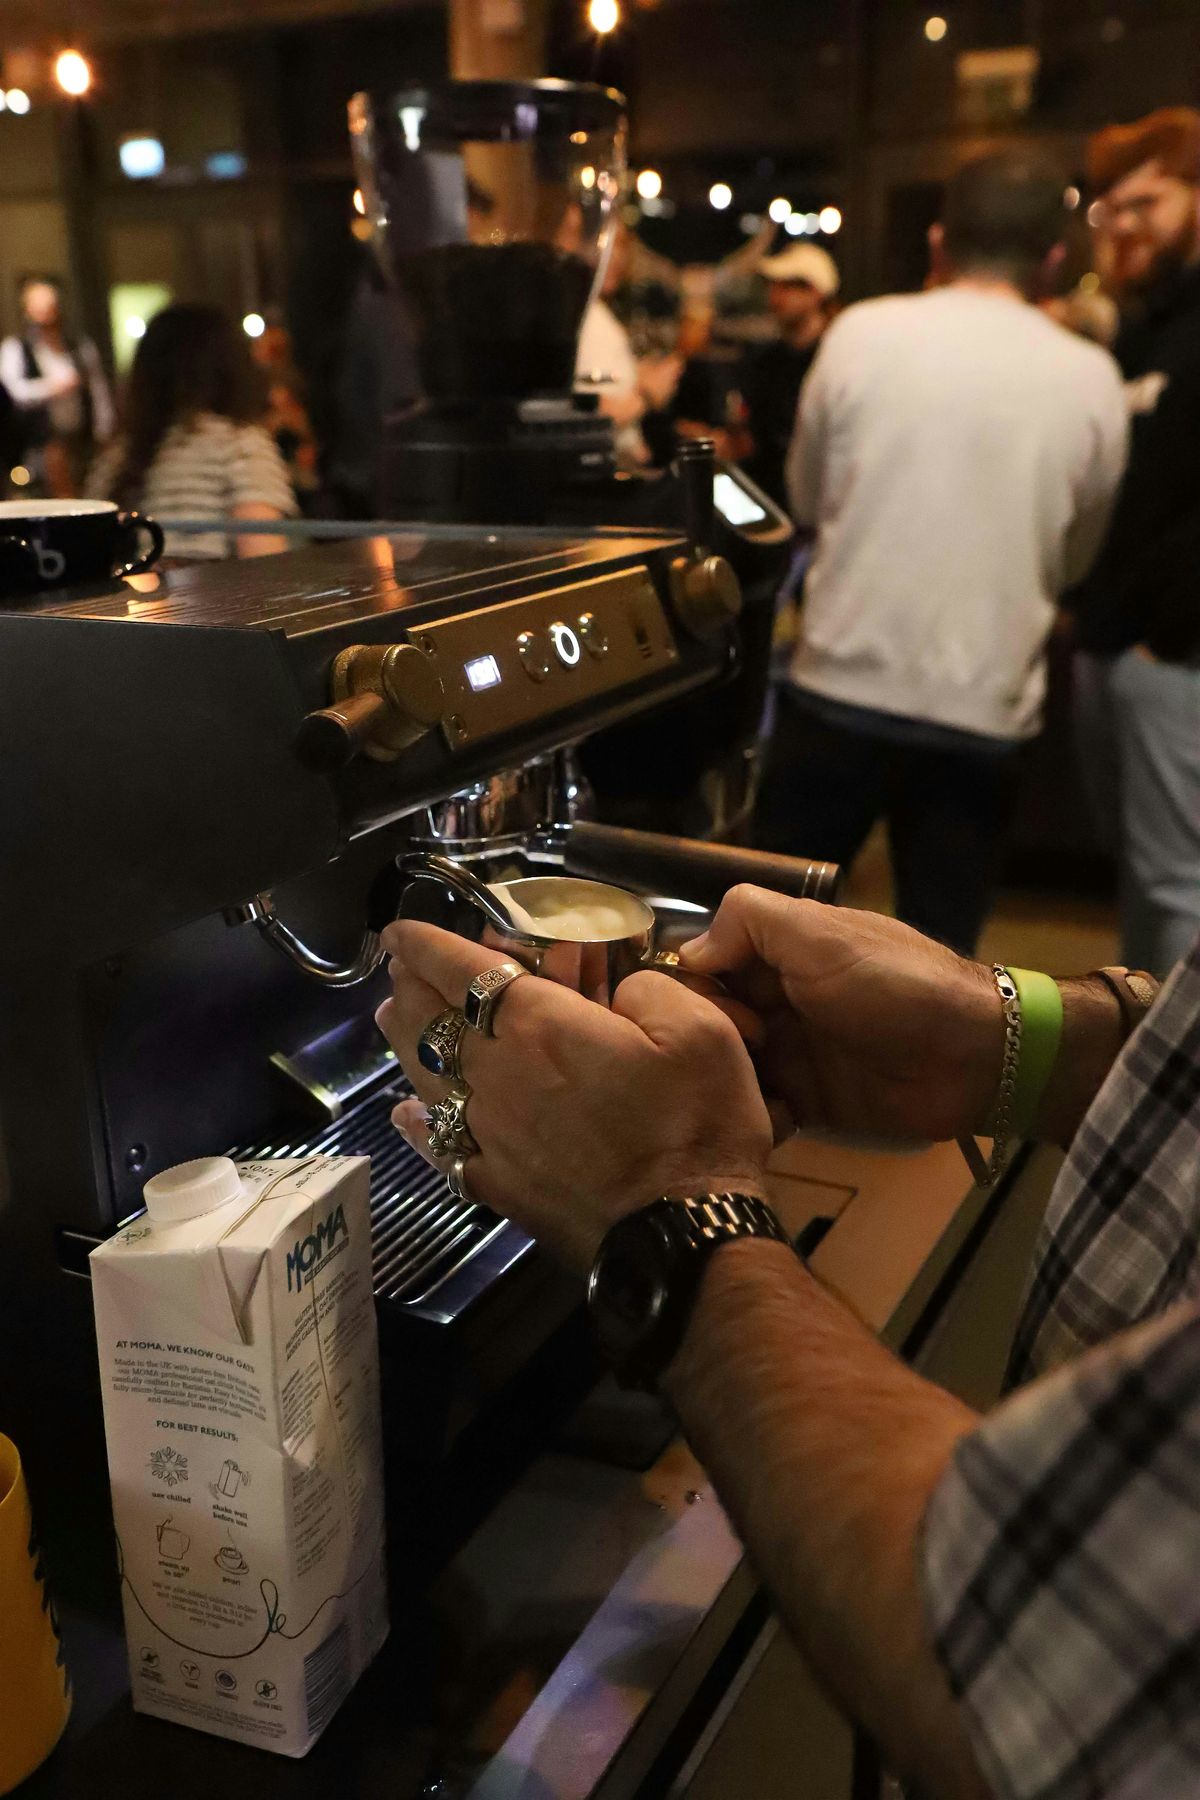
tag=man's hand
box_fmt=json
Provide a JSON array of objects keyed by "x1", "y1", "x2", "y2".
[
  {"x1": 377, "y1": 921, "x2": 774, "y2": 1275},
  {"x1": 680, "y1": 889, "x2": 1004, "y2": 1143}
]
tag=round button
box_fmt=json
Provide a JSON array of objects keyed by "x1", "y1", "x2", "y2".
[
  {"x1": 578, "y1": 613, "x2": 608, "y2": 658},
  {"x1": 549, "y1": 621, "x2": 582, "y2": 668},
  {"x1": 518, "y1": 630, "x2": 551, "y2": 682}
]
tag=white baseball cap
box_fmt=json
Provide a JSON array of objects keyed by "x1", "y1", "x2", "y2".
[{"x1": 758, "y1": 243, "x2": 840, "y2": 298}]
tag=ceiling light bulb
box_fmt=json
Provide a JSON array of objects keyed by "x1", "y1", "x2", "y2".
[{"x1": 55, "y1": 50, "x2": 92, "y2": 97}]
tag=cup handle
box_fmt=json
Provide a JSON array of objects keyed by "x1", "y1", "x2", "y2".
[
  {"x1": 114, "y1": 510, "x2": 165, "y2": 577},
  {"x1": 0, "y1": 534, "x2": 39, "y2": 594}
]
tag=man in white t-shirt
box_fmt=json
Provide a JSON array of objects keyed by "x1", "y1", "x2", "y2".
[{"x1": 756, "y1": 152, "x2": 1129, "y2": 953}]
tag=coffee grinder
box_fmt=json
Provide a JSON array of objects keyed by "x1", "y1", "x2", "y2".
[{"x1": 350, "y1": 78, "x2": 793, "y2": 836}]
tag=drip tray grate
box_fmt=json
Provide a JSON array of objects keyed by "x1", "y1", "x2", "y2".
[{"x1": 228, "y1": 1077, "x2": 506, "y2": 1306}]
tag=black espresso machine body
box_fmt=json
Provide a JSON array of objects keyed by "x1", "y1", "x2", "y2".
[{"x1": 0, "y1": 524, "x2": 840, "y2": 1475}]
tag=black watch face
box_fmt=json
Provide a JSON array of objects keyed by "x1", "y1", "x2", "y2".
[{"x1": 589, "y1": 1218, "x2": 671, "y2": 1364}]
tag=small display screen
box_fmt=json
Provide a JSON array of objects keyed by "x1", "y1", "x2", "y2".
[
  {"x1": 464, "y1": 653, "x2": 502, "y2": 692},
  {"x1": 714, "y1": 471, "x2": 768, "y2": 527}
]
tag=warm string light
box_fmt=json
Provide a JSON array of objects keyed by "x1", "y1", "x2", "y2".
[
  {"x1": 55, "y1": 49, "x2": 92, "y2": 96},
  {"x1": 635, "y1": 168, "x2": 662, "y2": 200},
  {"x1": 708, "y1": 182, "x2": 733, "y2": 211},
  {"x1": 924, "y1": 15, "x2": 948, "y2": 41},
  {"x1": 588, "y1": 0, "x2": 620, "y2": 33}
]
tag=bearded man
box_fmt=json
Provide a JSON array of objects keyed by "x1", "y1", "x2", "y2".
[{"x1": 1072, "y1": 109, "x2": 1200, "y2": 976}]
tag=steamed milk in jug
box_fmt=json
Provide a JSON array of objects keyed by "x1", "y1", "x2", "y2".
[{"x1": 90, "y1": 1155, "x2": 387, "y2": 1756}]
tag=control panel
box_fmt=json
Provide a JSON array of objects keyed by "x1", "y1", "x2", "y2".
[
  {"x1": 414, "y1": 565, "x2": 678, "y2": 750},
  {"x1": 294, "y1": 563, "x2": 683, "y2": 771}
]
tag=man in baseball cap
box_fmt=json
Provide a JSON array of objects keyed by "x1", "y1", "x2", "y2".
[{"x1": 736, "y1": 242, "x2": 840, "y2": 505}]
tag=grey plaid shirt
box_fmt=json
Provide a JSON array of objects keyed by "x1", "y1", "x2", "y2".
[{"x1": 920, "y1": 938, "x2": 1200, "y2": 1799}]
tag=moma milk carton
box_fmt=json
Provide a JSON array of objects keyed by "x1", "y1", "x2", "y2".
[{"x1": 90, "y1": 1154, "x2": 388, "y2": 1755}]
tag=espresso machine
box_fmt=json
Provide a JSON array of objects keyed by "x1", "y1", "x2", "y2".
[
  {"x1": 0, "y1": 85, "x2": 825, "y2": 1514},
  {"x1": 0, "y1": 505, "x2": 836, "y2": 1486},
  {"x1": 351, "y1": 78, "x2": 793, "y2": 839}
]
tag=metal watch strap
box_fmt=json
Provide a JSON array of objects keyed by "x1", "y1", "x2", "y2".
[
  {"x1": 665, "y1": 1192, "x2": 791, "y2": 1255},
  {"x1": 1094, "y1": 966, "x2": 1159, "y2": 1042},
  {"x1": 588, "y1": 1193, "x2": 792, "y2": 1392}
]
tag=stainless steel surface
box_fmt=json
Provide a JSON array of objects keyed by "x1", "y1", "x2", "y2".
[{"x1": 239, "y1": 892, "x2": 387, "y2": 988}]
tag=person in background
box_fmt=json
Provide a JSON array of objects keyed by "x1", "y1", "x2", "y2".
[
  {"x1": 251, "y1": 318, "x2": 319, "y2": 509},
  {"x1": 576, "y1": 222, "x2": 682, "y2": 469},
  {"x1": 1070, "y1": 109, "x2": 1200, "y2": 978},
  {"x1": 756, "y1": 152, "x2": 1128, "y2": 955},
  {"x1": 87, "y1": 304, "x2": 296, "y2": 562},
  {"x1": 735, "y1": 242, "x2": 839, "y2": 508},
  {"x1": 0, "y1": 275, "x2": 114, "y2": 497}
]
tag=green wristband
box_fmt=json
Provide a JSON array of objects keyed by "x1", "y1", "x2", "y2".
[{"x1": 1006, "y1": 967, "x2": 1064, "y2": 1137}]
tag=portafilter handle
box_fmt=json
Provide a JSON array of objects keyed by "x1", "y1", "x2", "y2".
[{"x1": 555, "y1": 821, "x2": 842, "y2": 911}]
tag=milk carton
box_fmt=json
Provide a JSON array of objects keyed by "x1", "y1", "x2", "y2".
[{"x1": 90, "y1": 1155, "x2": 388, "y2": 1756}]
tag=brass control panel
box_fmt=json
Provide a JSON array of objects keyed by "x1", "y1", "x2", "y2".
[{"x1": 409, "y1": 565, "x2": 679, "y2": 750}]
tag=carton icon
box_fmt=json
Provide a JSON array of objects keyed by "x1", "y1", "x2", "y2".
[{"x1": 156, "y1": 1519, "x2": 190, "y2": 1561}]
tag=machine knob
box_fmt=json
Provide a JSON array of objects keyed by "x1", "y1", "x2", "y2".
[
  {"x1": 295, "y1": 691, "x2": 390, "y2": 773},
  {"x1": 296, "y1": 640, "x2": 445, "y2": 770},
  {"x1": 669, "y1": 553, "x2": 742, "y2": 640}
]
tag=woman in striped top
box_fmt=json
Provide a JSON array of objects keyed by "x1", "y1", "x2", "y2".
[{"x1": 87, "y1": 304, "x2": 298, "y2": 561}]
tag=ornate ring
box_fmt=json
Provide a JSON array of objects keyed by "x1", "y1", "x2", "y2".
[
  {"x1": 417, "y1": 1007, "x2": 469, "y2": 1082},
  {"x1": 426, "y1": 1088, "x2": 478, "y2": 1160},
  {"x1": 464, "y1": 961, "x2": 527, "y2": 1037},
  {"x1": 447, "y1": 1153, "x2": 476, "y2": 1204}
]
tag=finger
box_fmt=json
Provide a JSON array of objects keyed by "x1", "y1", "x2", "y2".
[
  {"x1": 612, "y1": 966, "x2": 746, "y2": 1052},
  {"x1": 391, "y1": 1097, "x2": 498, "y2": 1211},
  {"x1": 381, "y1": 919, "x2": 523, "y2": 1010},
  {"x1": 678, "y1": 887, "x2": 836, "y2": 981},
  {"x1": 390, "y1": 1096, "x2": 442, "y2": 1168},
  {"x1": 376, "y1": 981, "x2": 480, "y2": 1102},
  {"x1": 672, "y1": 980, "x2": 766, "y2": 1050}
]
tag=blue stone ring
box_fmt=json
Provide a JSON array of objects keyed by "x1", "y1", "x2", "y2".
[{"x1": 417, "y1": 1006, "x2": 468, "y2": 1083}]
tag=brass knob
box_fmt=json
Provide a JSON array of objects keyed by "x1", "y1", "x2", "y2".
[
  {"x1": 298, "y1": 640, "x2": 445, "y2": 768},
  {"x1": 669, "y1": 553, "x2": 743, "y2": 640}
]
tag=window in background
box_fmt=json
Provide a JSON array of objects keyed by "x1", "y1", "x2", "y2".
[
  {"x1": 956, "y1": 46, "x2": 1039, "y2": 126},
  {"x1": 109, "y1": 283, "x2": 172, "y2": 373}
]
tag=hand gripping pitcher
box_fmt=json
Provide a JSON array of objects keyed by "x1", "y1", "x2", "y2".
[{"x1": 90, "y1": 1155, "x2": 388, "y2": 1755}]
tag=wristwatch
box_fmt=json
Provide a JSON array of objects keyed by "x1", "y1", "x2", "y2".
[{"x1": 587, "y1": 1194, "x2": 792, "y2": 1390}]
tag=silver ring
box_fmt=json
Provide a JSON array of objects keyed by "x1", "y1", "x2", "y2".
[
  {"x1": 426, "y1": 1088, "x2": 478, "y2": 1159},
  {"x1": 447, "y1": 1153, "x2": 476, "y2": 1203},
  {"x1": 464, "y1": 961, "x2": 527, "y2": 1036},
  {"x1": 417, "y1": 1007, "x2": 468, "y2": 1082}
]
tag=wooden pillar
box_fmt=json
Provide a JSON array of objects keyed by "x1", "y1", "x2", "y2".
[{"x1": 56, "y1": 99, "x2": 112, "y2": 371}]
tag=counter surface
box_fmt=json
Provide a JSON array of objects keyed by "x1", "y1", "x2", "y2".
[{"x1": 19, "y1": 1135, "x2": 1025, "y2": 1800}]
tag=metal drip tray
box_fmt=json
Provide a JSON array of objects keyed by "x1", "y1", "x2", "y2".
[{"x1": 227, "y1": 1078, "x2": 512, "y2": 1313}]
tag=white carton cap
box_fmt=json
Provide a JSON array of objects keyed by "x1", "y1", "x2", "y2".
[{"x1": 144, "y1": 1156, "x2": 246, "y2": 1224}]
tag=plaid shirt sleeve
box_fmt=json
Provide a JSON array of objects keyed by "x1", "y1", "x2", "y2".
[
  {"x1": 921, "y1": 1296, "x2": 1200, "y2": 1800},
  {"x1": 1008, "y1": 942, "x2": 1200, "y2": 1385}
]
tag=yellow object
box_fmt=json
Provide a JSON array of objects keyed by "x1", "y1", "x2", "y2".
[{"x1": 0, "y1": 1434, "x2": 71, "y2": 1794}]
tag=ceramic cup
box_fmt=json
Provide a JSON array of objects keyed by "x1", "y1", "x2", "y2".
[{"x1": 0, "y1": 498, "x2": 164, "y2": 597}]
